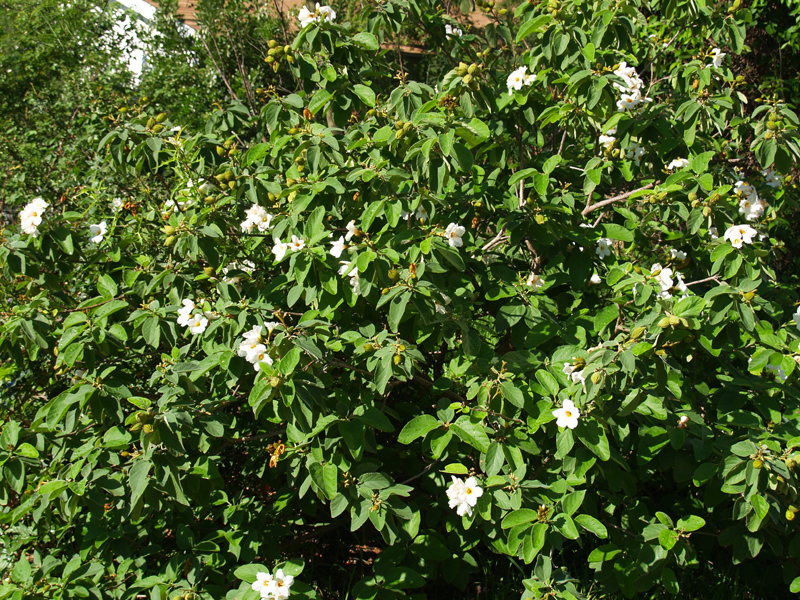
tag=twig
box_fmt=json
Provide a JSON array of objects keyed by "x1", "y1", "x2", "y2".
[
  {"x1": 399, "y1": 461, "x2": 439, "y2": 485},
  {"x1": 557, "y1": 130, "x2": 567, "y2": 155},
  {"x1": 582, "y1": 182, "x2": 657, "y2": 216},
  {"x1": 219, "y1": 428, "x2": 285, "y2": 451},
  {"x1": 481, "y1": 229, "x2": 509, "y2": 251},
  {"x1": 684, "y1": 275, "x2": 722, "y2": 287}
]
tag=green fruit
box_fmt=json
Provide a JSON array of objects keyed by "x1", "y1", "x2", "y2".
[
  {"x1": 216, "y1": 146, "x2": 226, "y2": 156},
  {"x1": 753, "y1": 458, "x2": 764, "y2": 469},
  {"x1": 268, "y1": 40, "x2": 279, "y2": 48},
  {"x1": 393, "y1": 355, "x2": 402, "y2": 365},
  {"x1": 388, "y1": 269, "x2": 400, "y2": 282},
  {"x1": 146, "y1": 117, "x2": 156, "y2": 129},
  {"x1": 395, "y1": 120, "x2": 404, "y2": 129},
  {"x1": 152, "y1": 124, "x2": 164, "y2": 133},
  {"x1": 155, "y1": 112, "x2": 167, "y2": 123}
]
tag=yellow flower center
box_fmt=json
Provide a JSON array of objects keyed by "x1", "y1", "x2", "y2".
[{"x1": 565, "y1": 410, "x2": 573, "y2": 417}]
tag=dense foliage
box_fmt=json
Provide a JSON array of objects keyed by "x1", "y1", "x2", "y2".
[{"x1": 2, "y1": 0, "x2": 800, "y2": 599}]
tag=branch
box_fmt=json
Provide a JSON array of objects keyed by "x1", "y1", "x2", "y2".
[
  {"x1": 481, "y1": 229, "x2": 509, "y2": 251},
  {"x1": 684, "y1": 275, "x2": 722, "y2": 287},
  {"x1": 582, "y1": 182, "x2": 657, "y2": 216}
]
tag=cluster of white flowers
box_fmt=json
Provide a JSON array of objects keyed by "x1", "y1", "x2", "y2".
[
  {"x1": 251, "y1": 568, "x2": 295, "y2": 600},
  {"x1": 563, "y1": 362, "x2": 585, "y2": 385},
  {"x1": 222, "y1": 260, "x2": 256, "y2": 286},
  {"x1": 272, "y1": 235, "x2": 305, "y2": 261},
  {"x1": 20, "y1": 198, "x2": 49, "y2": 236},
  {"x1": 708, "y1": 48, "x2": 726, "y2": 69},
  {"x1": 237, "y1": 323, "x2": 278, "y2": 372},
  {"x1": 666, "y1": 157, "x2": 689, "y2": 171},
  {"x1": 241, "y1": 204, "x2": 274, "y2": 233},
  {"x1": 445, "y1": 24, "x2": 463, "y2": 38},
  {"x1": 338, "y1": 260, "x2": 360, "y2": 293},
  {"x1": 735, "y1": 180, "x2": 767, "y2": 221},
  {"x1": 89, "y1": 221, "x2": 108, "y2": 244},
  {"x1": 723, "y1": 224, "x2": 757, "y2": 249},
  {"x1": 613, "y1": 62, "x2": 652, "y2": 112},
  {"x1": 330, "y1": 220, "x2": 359, "y2": 258},
  {"x1": 298, "y1": 3, "x2": 336, "y2": 27},
  {"x1": 763, "y1": 167, "x2": 781, "y2": 189},
  {"x1": 177, "y1": 299, "x2": 209, "y2": 335},
  {"x1": 506, "y1": 66, "x2": 536, "y2": 95},
  {"x1": 596, "y1": 238, "x2": 612, "y2": 259},
  {"x1": 445, "y1": 223, "x2": 465, "y2": 248},
  {"x1": 446, "y1": 476, "x2": 483, "y2": 517},
  {"x1": 651, "y1": 263, "x2": 687, "y2": 300},
  {"x1": 626, "y1": 141, "x2": 646, "y2": 165},
  {"x1": 552, "y1": 399, "x2": 580, "y2": 429}
]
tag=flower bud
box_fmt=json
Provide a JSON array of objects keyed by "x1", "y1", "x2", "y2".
[
  {"x1": 216, "y1": 146, "x2": 226, "y2": 156},
  {"x1": 270, "y1": 376, "x2": 282, "y2": 388},
  {"x1": 462, "y1": 74, "x2": 473, "y2": 85},
  {"x1": 273, "y1": 62, "x2": 280, "y2": 72},
  {"x1": 388, "y1": 269, "x2": 400, "y2": 282},
  {"x1": 142, "y1": 424, "x2": 154, "y2": 434},
  {"x1": 688, "y1": 192, "x2": 698, "y2": 202},
  {"x1": 668, "y1": 315, "x2": 680, "y2": 326},
  {"x1": 752, "y1": 458, "x2": 764, "y2": 469},
  {"x1": 786, "y1": 509, "x2": 796, "y2": 521},
  {"x1": 164, "y1": 235, "x2": 175, "y2": 246},
  {"x1": 284, "y1": 45, "x2": 292, "y2": 54},
  {"x1": 268, "y1": 40, "x2": 278, "y2": 48},
  {"x1": 266, "y1": 56, "x2": 275, "y2": 63},
  {"x1": 787, "y1": 458, "x2": 796, "y2": 470},
  {"x1": 204, "y1": 267, "x2": 215, "y2": 277},
  {"x1": 499, "y1": 8, "x2": 507, "y2": 14},
  {"x1": 395, "y1": 130, "x2": 405, "y2": 140},
  {"x1": 286, "y1": 55, "x2": 295, "y2": 64},
  {"x1": 658, "y1": 317, "x2": 672, "y2": 328},
  {"x1": 765, "y1": 131, "x2": 775, "y2": 140},
  {"x1": 468, "y1": 64, "x2": 478, "y2": 75},
  {"x1": 702, "y1": 206, "x2": 712, "y2": 217},
  {"x1": 268, "y1": 192, "x2": 277, "y2": 201},
  {"x1": 395, "y1": 120, "x2": 405, "y2": 129},
  {"x1": 591, "y1": 372, "x2": 602, "y2": 384},
  {"x1": 393, "y1": 355, "x2": 402, "y2": 365},
  {"x1": 152, "y1": 124, "x2": 164, "y2": 134},
  {"x1": 155, "y1": 112, "x2": 167, "y2": 123},
  {"x1": 766, "y1": 121, "x2": 777, "y2": 130},
  {"x1": 630, "y1": 326, "x2": 645, "y2": 339},
  {"x1": 146, "y1": 117, "x2": 156, "y2": 129}
]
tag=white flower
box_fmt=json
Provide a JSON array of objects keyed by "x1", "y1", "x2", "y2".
[
  {"x1": 766, "y1": 363, "x2": 787, "y2": 383},
  {"x1": 330, "y1": 236, "x2": 346, "y2": 258},
  {"x1": 434, "y1": 301, "x2": 447, "y2": 314},
  {"x1": 675, "y1": 272, "x2": 688, "y2": 298},
  {"x1": 708, "y1": 48, "x2": 726, "y2": 69},
  {"x1": 552, "y1": 399, "x2": 580, "y2": 429},
  {"x1": 506, "y1": 66, "x2": 534, "y2": 95},
  {"x1": 445, "y1": 223, "x2": 465, "y2": 248},
  {"x1": 241, "y1": 325, "x2": 263, "y2": 344},
  {"x1": 709, "y1": 226, "x2": 719, "y2": 240},
  {"x1": 445, "y1": 24, "x2": 463, "y2": 38},
  {"x1": 415, "y1": 205, "x2": 428, "y2": 223},
  {"x1": 289, "y1": 235, "x2": 305, "y2": 252},
  {"x1": 298, "y1": 2, "x2": 335, "y2": 27},
  {"x1": 447, "y1": 476, "x2": 483, "y2": 517},
  {"x1": 669, "y1": 249, "x2": 687, "y2": 261},
  {"x1": 19, "y1": 198, "x2": 49, "y2": 236},
  {"x1": 252, "y1": 572, "x2": 274, "y2": 596},
  {"x1": 794, "y1": 307, "x2": 800, "y2": 331},
  {"x1": 188, "y1": 316, "x2": 208, "y2": 335},
  {"x1": 627, "y1": 141, "x2": 646, "y2": 165},
  {"x1": 239, "y1": 341, "x2": 266, "y2": 363},
  {"x1": 264, "y1": 321, "x2": 280, "y2": 334},
  {"x1": 652, "y1": 263, "x2": 673, "y2": 298},
  {"x1": 562, "y1": 362, "x2": 585, "y2": 384},
  {"x1": 589, "y1": 273, "x2": 602, "y2": 285},
  {"x1": 616, "y1": 92, "x2": 641, "y2": 111},
  {"x1": 667, "y1": 157, "x2": 689, "y2": 171},
  {"x1": 763, "y1": 167, "x2": 781, "y2": 189},
  {"x1": 739, "y1": 197, "x2": 766, "y2": 221},
  {"x1": 596, "y1": 238, "x2": 612, "y2": 259},
  {"x1": 112, "y1": 198, "x2": 125, "y2": 212},
  {"x1": 272, "y1": 240, "x2": 289, "y2": 261},
  {"x1": 345, "y1": 220, "x2": 358, "y2": 241},
  {"x1": 177, "y1": 299, "x2": 195, "y2": 327},
  {"x1": 268, "y1": 568, "x2": 295, "y2": 600},
  {"x1": 89, "y1": 221, "x2": 108, "y2": 244},
  {"x1": 241, "y1": 204, "x2": 273, "y2": 233},
  {"x1": 338, "y1": 260, "x2": 357, "y2": 277},
  {"x1": 526, "y1": 272, "x2": 545, "y2": 289},
  {"x1": 599, "y1": 127, "x2": 616, "y2": 151},
  {"x1": 723, "y1": 224, "x2": 757, "y2": 248}
]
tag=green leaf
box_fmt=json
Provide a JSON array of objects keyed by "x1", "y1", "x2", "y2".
[
  {"x1": 554, "y1": 513, "x2": 580, "y2": 539},
  {"x1": 308, "y1": 89, "x2": 333, "y2": 115},
  {"x1": 398, "y1": 415, "x2": 440, "y2": 444},
  {"x1": 353, "y1": 31, "x2": 379, "y2": 50},
  {"x1": 450, "y1": 142, "x2": 473, "y2": 172},
  {"x1": 516, "y1": 14, "x2": 553, "y2": 42},
  {"x1": 499, "y1": 381, "x2": 525, "y2": 408},
  {"x1": 602, "y1": 223, "x2": 634, "y2": 242},
  {"x1": 676, "y1": 515, "x2": 706, "y2": 532},
  {"x1": 388, "y1": 291, "x2": 411, "y2": 332},
  {"x1": 451, "y1": 415, "x2": 490, "y2": 452},
  {"x1": 97, "y1": 274, "x2": 118, "y2": 298},
  {"x1": 501, "y1": 508, "x2": 538, "y2": 529},
  {"x1": 658, "y1": 528, "x2": 679, "y2": 550},
  {"x1": 353, "y1": 84, "x2": 376, "y2": 107},
  {"x1": 129, "y1": 458, "x2": 152, "y2": 508},
  {"x1": 593, "y1": 303, "x2": 619, "y2": 334},
  {"x1": 14, "y1": 442, "x2": 39, "y2": 458},
  {"x1": 581, "y1": 42, "x2": 595, "y2": 62},
  {"x1": 575, "y1": 514, "x2": 608, "y2": 538}
]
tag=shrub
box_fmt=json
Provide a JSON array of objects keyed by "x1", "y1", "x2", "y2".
[{"x1": 2, "y1": 0, "x2": 800, "y2": 598}]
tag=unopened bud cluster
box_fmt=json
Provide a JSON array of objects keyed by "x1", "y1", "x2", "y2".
[
  {"x1": 456, "y1": 62, "x2": 482, "y2": 91},
  {"x1": 266, "y1": 40, "x2": 295, "y2": 72}
]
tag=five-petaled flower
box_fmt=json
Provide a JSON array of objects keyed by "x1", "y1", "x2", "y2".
[
  {"x1": 188, "y1": 316, "x2": 208, "y2": 335},
  {"x1": 447, "y1": 476, "x2": 483, "y2": 517},
  {"x1": 506, "y1": 66, "x2": 535, "y2": 95},
  {"x1": 708, "y1": 48, "x2": 726, "y2": 69},
  {"x1": 298, "y1": 3, "x2": 336, "y2": 28},
  {"x1": 552, "y1": 399, "x2": 580, "y2": 429},
  {"x1": 723, "y1": 224, "x2": 757, "y2": 249},
  {"x1": 445, "y1": 223, "x2": 465, "y2": 248},
  {"x1": 89, "y1": 221, "x2": 108, "y2": 244},
  {"x1": 345, "y1": 220, "x2": 358, "y2": 241},
  {"x1": 20, "y1": 197, "x2": 49, "y2": 236},
  {"x1": 596, "y1": 238, "x2": 612, "y2": 259},
  {"x1": 330, "y1": 236, "x2": 346, "y2": 258}
]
